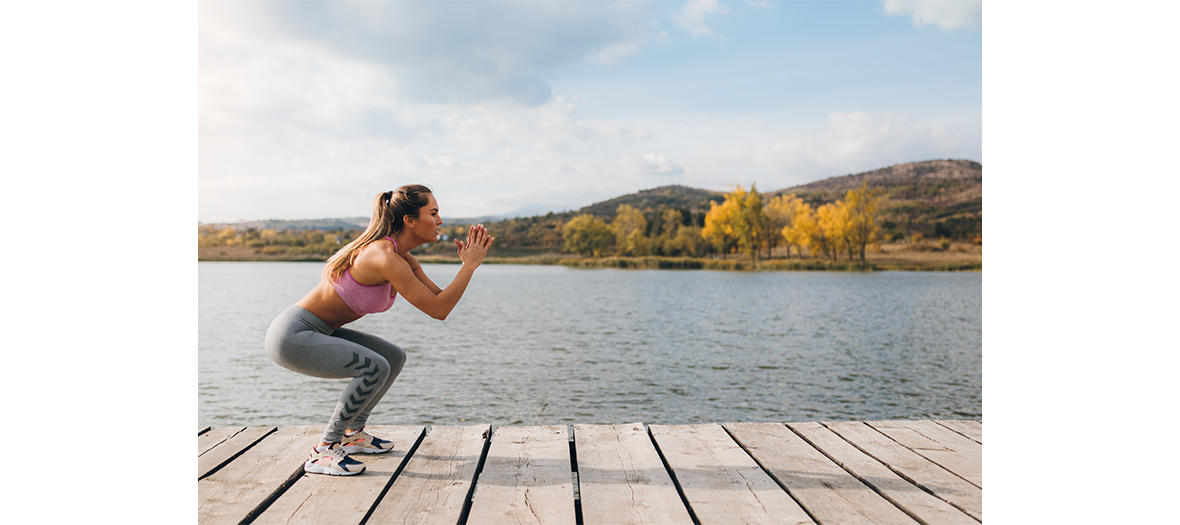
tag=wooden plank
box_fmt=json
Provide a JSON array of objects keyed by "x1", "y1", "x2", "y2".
[
  {"x1": 935, "y1": 420, "x2": 982, "y2": 445},
  {"x1": 869, "y1": 421, "x2": 982, "y2": 488},
  {"x1": 650, "y1": 423, "x2": 814, "y2": 525},
  {"x1": 198, "y1": 426, "x2": 245, "y2": 458},
  {"x1": 467, "y1": 425, "x2": 576, "y2": 525},
  {"x1": 199, "y1": 426, "x2": 275, "y2": 479},
  {"x1": 789, "y1": 423, "x2": 977, "y2": 525},
  {"x1": 367, "y1": 424, "x2": 489, "y2": 525},
  {"x1": 864, "y1": 422, "x2": 951, "y2": 451},
  {"x1": 822, "y1": 422, "x2": 982, "y2": 522},
  {"x1": 250, "y1": 425, "x2": 425, "y2": 525},
  {"x1": 574, "y1": 423, "x2": 694, "y2": 525},
  {"x1": 724, "y1": 422, "x2": 920, "y2": 525},
  {"x1": 198, "y1": 426, "x2": 323, "y2": 525}
]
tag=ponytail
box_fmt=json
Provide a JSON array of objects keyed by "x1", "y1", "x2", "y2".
[{"x1": 321, "y1": 185, "x2": 433, "y2": 281}]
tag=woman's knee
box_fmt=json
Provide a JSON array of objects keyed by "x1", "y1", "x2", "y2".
[
  {"x1": 371, "y1": 354, "x2": 393, "y2": 380},
  {"x1": 386, "y1": 344, "x2": 407, "y2": 373}
]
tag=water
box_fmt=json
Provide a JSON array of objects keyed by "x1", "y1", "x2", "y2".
[{"x1": 199, "y1": 262, "x2": 981, "y2": 428}]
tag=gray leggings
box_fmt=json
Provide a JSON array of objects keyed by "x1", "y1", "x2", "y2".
[{"x1": 265, "y1": 305, "x2": 406, "y2": 444}]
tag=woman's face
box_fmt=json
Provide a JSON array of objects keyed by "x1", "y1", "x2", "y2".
[{"x1": 407, "y1": 193, "x2": 443, "y2": 243}]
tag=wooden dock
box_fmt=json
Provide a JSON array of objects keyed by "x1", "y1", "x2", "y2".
[{"x1": 198, "y1": 420, "x2": 981, "y2": 524}]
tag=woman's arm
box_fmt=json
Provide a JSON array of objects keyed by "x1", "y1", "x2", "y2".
[
  {"x1": 402, "y1": 252, "x2": 443, "y2": 294},
  {"x1": 375, "y1": 224, "x2": 494, "y2": 320}
]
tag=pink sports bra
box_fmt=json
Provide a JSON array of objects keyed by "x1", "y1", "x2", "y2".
[{"x1": 331, "y1": 237, "x2": 398, "y2": 316}]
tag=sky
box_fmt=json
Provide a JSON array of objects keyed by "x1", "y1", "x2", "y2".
[{"x1": 198, "y1": 0, "x2": 982, "y2": 223}]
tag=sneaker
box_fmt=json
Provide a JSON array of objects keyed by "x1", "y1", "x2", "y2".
[
  {"x1": 304, "y1": 443, "x2": 365, "y2": 476},
  {"x1": 341, "y1": 429, "x2": 394, "y2": 455}
]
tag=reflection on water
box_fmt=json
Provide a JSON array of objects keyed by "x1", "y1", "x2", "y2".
[{"x1": 199, "y1": 262, "x2": 981, "y2": 427}]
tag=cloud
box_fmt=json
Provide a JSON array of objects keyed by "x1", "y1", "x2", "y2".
[
  {"x1": 197, "y1": 1, "x2": 980, "y2": 222},
  {"x1": 588, "y1": 40, "x2": 643, "y2": 66},
  {"x1": 620, "y1": 153, "x2": 686, "y2": 176},
  {"x1": 199, "y1": 88, "x2": 662, "y2": 220},
  {"x1": 672, "y1": 0, "x2": 729, "y2": 37},
  {"x1": 205, "y1": 0, "x2": 662, "y2": 106},
  {"x1": 654, "y1": 111, "x2": 972, "y2": 192},
  {"x1": 881, "y1": 0, "x2": 982, "y2": 31}
]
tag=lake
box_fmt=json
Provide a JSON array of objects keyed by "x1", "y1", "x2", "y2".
[{"x1": 199, "y1": 262, "x2": 981, "y2": 428}]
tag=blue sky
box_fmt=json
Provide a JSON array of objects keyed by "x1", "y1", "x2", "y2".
[{"x1": 199, "y1": 0, "x2": 981, "y2": 222}]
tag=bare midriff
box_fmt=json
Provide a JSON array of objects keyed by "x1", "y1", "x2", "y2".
[{"x1": 295, "y1": 279, "x2": 365, "y2": 330}]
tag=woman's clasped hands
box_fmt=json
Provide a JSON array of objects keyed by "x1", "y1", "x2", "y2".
[{"x1": 455, "y1": 224, "x2": 494, "y2": 266}]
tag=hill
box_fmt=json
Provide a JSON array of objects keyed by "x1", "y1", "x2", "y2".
[
  {"x1": 768, "y1": 159, "x2": 982, "y2": 241},
  {"x1": 574, "y1": 185, "x2": 724, "y2": 218},
  {"x1": 199, "y1": 217, "x2": 371, "y2": 231},
  {"x1": 769, "y1": 159, "x2": 981, "y2": 205},
  {"x1": 200, "y1": 159, "x2": 982, "y2": 258}
]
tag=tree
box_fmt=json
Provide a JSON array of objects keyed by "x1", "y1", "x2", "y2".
[
  {"x1": 702, "y1": 197, "x2": 738, "y2": 259},
  {"x1": 764, "y1": 194, "x2": 799, "y2": 258},
  {"x1": 611, "y1": 204, "x2": 649, "y2": 256},
  {"x1": 660, "y1": 208, "x2": 687, "y2": 236},
  {"x1": 844, "y1": 181, "x2": 884, "y2": 262},
  {"x1": 813, "y1": 203, "x2": 845, "y2": 261},
  {"x1": 664, "y1": 224, "x2": 709, "y2": 257},
  {"x1": 732, "y1": 185, "x2": 766, "y2": 267},
  {"x1": 561, "y1": 214, "x2": 614, "y2": 257},
  {"x1": 701, "y1": 184, "x2": 767, "y2": 265},
  {"x1": 781, "y1": 198, "x2": 814, "y2": 259}
]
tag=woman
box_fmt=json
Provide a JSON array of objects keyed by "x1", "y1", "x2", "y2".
[{"x1": 265, "y1": 184, "x2": 494, "y2": 476}]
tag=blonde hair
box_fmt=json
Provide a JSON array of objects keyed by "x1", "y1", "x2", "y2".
[{"x1": 321, "y1": 184, "x2": 433, "y2": 281}]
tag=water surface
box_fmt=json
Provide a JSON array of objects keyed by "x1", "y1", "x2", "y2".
[{"x1": 199, "y1": 262, "x2": 981, "y2": 427}]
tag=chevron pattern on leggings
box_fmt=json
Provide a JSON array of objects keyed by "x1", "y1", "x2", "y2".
[{"x1": 338, "y1": 351, "x2": 383, "y2": 421}]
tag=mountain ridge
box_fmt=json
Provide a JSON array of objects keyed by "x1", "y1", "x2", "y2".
[{"x1": 201, "y1": 159, "x2": 981, "y2": 240}]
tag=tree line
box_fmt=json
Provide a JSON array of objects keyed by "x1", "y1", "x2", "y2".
[
  {"x1": 200, "y1": 182, "x2": 888, "y2": 264},
  {"x1": 562, "y1": 181, "x2": 885, "y2": 265},
  {"x1": 197, "y1": 225, "x2": 357, "y2": 257}
]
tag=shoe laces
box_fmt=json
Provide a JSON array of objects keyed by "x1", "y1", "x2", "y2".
[{"x1": 313, "y1": 444, "x2": 350, "y2": 462}]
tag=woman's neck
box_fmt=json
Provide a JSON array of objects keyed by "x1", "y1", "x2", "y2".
[{"x1": 391, "y1": 231, "x2": 424, "y2": 255}]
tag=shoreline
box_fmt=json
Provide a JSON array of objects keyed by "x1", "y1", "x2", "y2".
[{"x1": 198, "y1": 244, "x2": 982, "y2": 272}]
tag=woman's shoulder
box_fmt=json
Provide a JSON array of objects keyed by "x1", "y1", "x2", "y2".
[{"x1": 355, "y1": 237, "x2": 405, "y2": 269}]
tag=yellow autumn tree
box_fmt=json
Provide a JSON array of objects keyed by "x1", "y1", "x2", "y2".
[
  {"x1": 611, "y1": 204, "x2": 649, "y2": 256},
  {"x1": 665, "y1": 224, "x2": 709, "y2": 257},
  {"x1": 733, "y1": 184, "x2": 766, "y2": 266},
  {"x1": 702, "y1": 184, "x2": 766, "y2": 265},
  {"x1": 813, "y1": 202, "x2": 848, "y2": 261},
  {"x1": 764, "y1": 193, "x2": 800, "y2": 258},
  {"x1": 781, "y1": 198, "x2": 815, "y2": 258},
  {"x1": 702, "y1": 197, "x2": 738, "y2": 258},
  {"x1": 843, "y1": 181, "x2": 885, "y2": 262},
  {"x1": 562, "y1": 214, "x2": 614, "y2": 257}
]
